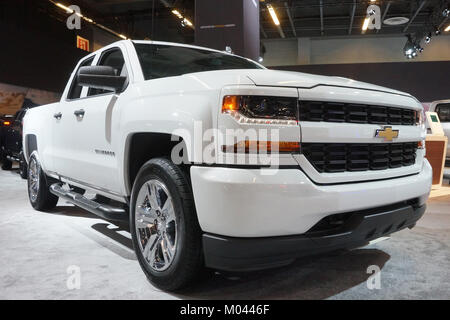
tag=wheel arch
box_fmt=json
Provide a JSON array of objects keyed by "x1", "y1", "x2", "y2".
[{"x1": 123, "y1": 132, "x2": 190, "y2": 195}]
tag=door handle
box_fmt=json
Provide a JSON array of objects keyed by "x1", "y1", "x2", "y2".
[
  {"x1": 53, "y1": 112, "x2": 62, "y2": 120},
  {"x1": 74, "y1": 109, "x2": 85, "y2": 117}
]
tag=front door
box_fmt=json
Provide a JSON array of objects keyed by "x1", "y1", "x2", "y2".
[{"x1": 53, "y1": 47, "x2": 129, "y2": 194}]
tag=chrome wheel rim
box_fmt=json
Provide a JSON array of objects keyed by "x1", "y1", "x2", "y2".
[
  {"x1": 135, "y1": 179, "x2": 177, "y2": 272},
  {"x1": 28, "y1": 158, "x2": 39, "y2": 202}
]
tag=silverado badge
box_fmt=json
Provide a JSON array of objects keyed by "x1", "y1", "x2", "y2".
[{"x1": 375, "y1": 126, "x2": 399, "y2": 141}]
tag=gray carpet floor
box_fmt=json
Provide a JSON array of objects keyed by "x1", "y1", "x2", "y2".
[{"x1": 0, "y1": 168, "x2": 449, "y2": 299}]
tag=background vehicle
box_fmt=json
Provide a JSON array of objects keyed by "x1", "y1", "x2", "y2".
[
  {"x1": 0, "y1": 114, "x2": 14, "y2": 150},
  {"x1": 429, "y1": 99, "x2": 450, "y2": 164},
  {"x1": 23, "y1": 40, "x2": 432, "y2": 291},
  {"x1": 1, "y1": 106, "x2": 36, "y2": 178}
]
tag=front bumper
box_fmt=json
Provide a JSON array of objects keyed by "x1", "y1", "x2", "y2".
[
  {"x1": 203, "y1": 202, "x2": 426, "y2": 271},
  {"x1": 190, "y1": 159, "x2": 432, "y2": 238}
]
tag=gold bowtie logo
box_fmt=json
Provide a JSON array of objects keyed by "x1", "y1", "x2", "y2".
[{"x1": 375, "y1": 126, "x2": 399, "y2": 141}]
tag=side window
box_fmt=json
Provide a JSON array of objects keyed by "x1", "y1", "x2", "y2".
[
  {"x1": 88, "y1": 48, "x2": 128, "y2": 97},
  {"x1": 67, "y1": 56, "x2": 94, "y2": 100},
  {"x1": 436, "y1": 104, "x2": 450, "y2": 123}
]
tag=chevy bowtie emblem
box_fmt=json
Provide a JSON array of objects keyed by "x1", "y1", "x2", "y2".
[{"x1": 375, "y1": 126, "x2": 399, "y2": 141}]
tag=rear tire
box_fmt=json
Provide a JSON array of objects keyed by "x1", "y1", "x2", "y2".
[
  {"x1": 27, "y1": 152, "x2": 58, "y2": 211},
  {"x1": 130, "y1": 157, "x2": 203, "y2": 291}
]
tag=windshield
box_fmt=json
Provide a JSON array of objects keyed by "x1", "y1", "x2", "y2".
[{"x1": 134, "y1": 43, "x2": 263, "y2": 80}]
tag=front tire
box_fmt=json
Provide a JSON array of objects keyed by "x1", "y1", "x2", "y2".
[
  {"x1": 130, "y1": 158, "x2": 203, "y2": 291},
  {"x1": 27, "y1": 152, "x2": 58, "y2": 211}
]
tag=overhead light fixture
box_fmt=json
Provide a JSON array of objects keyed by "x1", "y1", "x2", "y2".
[
  {"x1": 403, "y1": 34, "x2": 416, "y2": 58},
  {"x1": 258, "y1": 57, "x2": 264, "y2": 63},
  {"x1": 383, "y1": 17, "x2": 409, "y2": 26},
  {"x1": 183, "y1": 18, "x2": 193, "y2": 27},
  {"x1": 425, "y1": 32, "x2": 432, "y2": 43},
  {"x1": 56, "y1": 2, "x2": 73, "y2": 14},
  {"x1": 171, "y1": 8, "x2": 194, "y2": 28},
  {"x1": 443, "y1": 8, "x2": 449, "y2": 17},
  {"x1": 362, "y1": 17, "x2": 370, "y2": 31},
  {"x1": 267, "y1": 4, "x2": 280, "y2": 26},
  {"x1": 445, "y1": 25, "x2": 450, "y2": 32},
  {"x1": 434, "y1": 26, "x2": 441, "y2": 35},
  {"x1": 51, "y1": 1, "x2": 128, "y2": 41},
  {"x1": 171, "y1": 9, "x2": 183, "y2": 19}
]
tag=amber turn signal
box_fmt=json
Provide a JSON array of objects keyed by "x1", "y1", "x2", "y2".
[
  {"x1": 222, "y1": 140, "x2": 301, "y2": 154},
  {"x1": 222, "y1": 95, "x2": 239, "y2": 113}
]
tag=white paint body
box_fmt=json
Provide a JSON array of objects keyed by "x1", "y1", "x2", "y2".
[{"x1": 23, "y1": 40, "x2": 432, "y2": 237}]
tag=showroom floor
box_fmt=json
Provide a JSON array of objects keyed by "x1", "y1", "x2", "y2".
[{"x1": 0, "y1": 168, "x2": 449, "y2": 300}]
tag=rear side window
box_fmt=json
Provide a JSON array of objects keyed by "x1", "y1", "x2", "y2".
[
  {"x1": 88, "y1": 48, "x2": 127, "y2": 97},
  {"x1": 436, "y1": 103, "x2": 450, "y2": 122},
  {"x1": 67, "y1": 56, "x2": 94, "y2": 100}
]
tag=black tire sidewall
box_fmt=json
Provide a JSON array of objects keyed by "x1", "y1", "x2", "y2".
[
  {"x1": 130, "y1": 158, "x2": 201, "y2": 290},
  {"x1": 19, "y1": 152, "x2": 27, "y2": 179},
  {"x1": 27, "y1": 154, "x2": 57, "y2": 211}
]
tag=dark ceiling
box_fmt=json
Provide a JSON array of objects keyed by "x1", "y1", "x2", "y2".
[
  {"x1": 33, "y1": 0, "x2": 450, "y2": 42},
  {"x1": 261, "y1": 0, "x2": 449, "y2": 38}
]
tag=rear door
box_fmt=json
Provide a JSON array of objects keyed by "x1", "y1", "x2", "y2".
[{"x1": 52, "y1": 55, "x2": 95, "y2": 180}]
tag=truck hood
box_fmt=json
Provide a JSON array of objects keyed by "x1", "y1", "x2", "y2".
[{"x1": 244, "y1": 69, "x2": 410, "y2": 96}]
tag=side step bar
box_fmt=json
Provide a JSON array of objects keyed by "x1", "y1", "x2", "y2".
[{"x1": 50, "y1": 184, "x2": 129, "y2": 222}]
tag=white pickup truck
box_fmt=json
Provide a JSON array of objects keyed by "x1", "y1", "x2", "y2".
[{"x1": 23, "y1": 40, "x2": 432, "y2": 291}]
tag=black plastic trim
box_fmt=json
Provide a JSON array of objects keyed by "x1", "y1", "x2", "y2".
[{"x1": 202, "y1": 203, "x2": 426, "y2": 272}]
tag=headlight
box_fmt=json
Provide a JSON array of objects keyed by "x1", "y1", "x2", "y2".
[{"x1": 222, "y1": 95, "x2": 298, "y2": 121}]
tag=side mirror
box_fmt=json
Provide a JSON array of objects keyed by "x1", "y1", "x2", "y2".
[{"x1": 77, "y1": 66, "x2": 127, "y2": 92}]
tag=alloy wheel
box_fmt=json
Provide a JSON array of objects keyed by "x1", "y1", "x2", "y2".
[{"x1": 135, "y1": 179, "x2": 177, "y2": 272}]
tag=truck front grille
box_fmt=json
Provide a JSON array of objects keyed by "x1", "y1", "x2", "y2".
[
  {"x1": 299, "y1": 101, "x2": 418, "y2": 125},
  {"x1": 302, "y1": 142, "x2": 418, "y2": 173}
]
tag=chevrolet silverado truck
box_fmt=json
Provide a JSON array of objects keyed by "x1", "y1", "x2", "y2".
[{"x1": 23, "y1": 40, "x2": 432, "y2": 291}]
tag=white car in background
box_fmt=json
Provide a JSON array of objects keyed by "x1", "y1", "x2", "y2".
[
  {"x1": 429, "y1": 100, "x2": 450, "y2": 162},
  {"x1": 23, "y1": 40, "x2": 432, "y2": 291}
]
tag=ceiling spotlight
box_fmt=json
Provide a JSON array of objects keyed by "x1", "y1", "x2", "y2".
[
  {"x1": 258, "y1": 57, "x2": 264, "y2": 63},
  {"x1": 434, "y1": 27, "x2": 441, "y2": 35},
  {"x1": 403, "y1": 35, "x2": 416, "y2": 58},
  {"x1": 425, "y1": 33, "x2": 432, "y2": 43},
  {"x1": 445, "y1": 25, "x2": 450, "y2": 32},
  {"x1": 443, "y1": 8, "x2": 449, "y2": 17},
  {"x1": 417, "y1": 46, "x2": 424, "y2": 53}
]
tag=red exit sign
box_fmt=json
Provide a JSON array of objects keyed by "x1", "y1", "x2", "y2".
[{"x1": 77, "y1": 35, "x2": 90, "y2": 52}]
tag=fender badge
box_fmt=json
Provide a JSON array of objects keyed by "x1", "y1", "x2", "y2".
[{"x1": 375, "y1": 126, "x2": 399, "y2": 141}]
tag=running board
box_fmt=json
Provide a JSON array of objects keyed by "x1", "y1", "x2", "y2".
[{"x1": 50, "y1": 184, "x2": 128, "y2": 222}]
